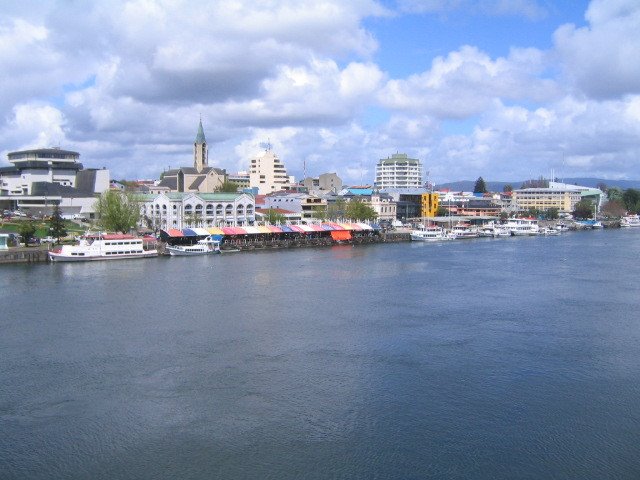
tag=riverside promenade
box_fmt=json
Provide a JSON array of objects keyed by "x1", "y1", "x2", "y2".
[{"x1": 0, "y1": 232, "x2": 411, "y2": 264}]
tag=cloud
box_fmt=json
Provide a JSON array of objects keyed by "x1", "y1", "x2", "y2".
[
  {"x1": 379, "y1": 45, "x2": 560, "y2": 119},
  {"x1": 554, "y1": 0, "x2": 640, "y2": 99}
]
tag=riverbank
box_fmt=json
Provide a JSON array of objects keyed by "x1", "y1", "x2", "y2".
[{"x1": 0, "y1": 232, "x2": 411, "y2": 264}]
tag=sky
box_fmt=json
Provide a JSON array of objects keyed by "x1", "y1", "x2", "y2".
[{"x1": 1, "y1": 0, "x2": 639, "y2": 186}]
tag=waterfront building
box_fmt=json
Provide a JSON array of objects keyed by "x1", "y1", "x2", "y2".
[
  {"x1": 156, "y1": 119, "x2": 227, "y2": 194},
  {"x1": 381, "y1": 188, "x2": 426, "y2": 222},
  {"x1": 302, "y1": 173, "x2": 343, "y2": 195},
  {"x1": 512, "y1": 186, "x2": 581, "y2": 214},
  {"x1": 138, "y1": 192, "x2": 255, "y2": 230},
  {"x1": 369, "y1": 193, "x2": 397, "y2": 222},
  {"x1": 375, "y1": 153, "x2": 423, "y2": 189},
  {"x1": 262, "y1": 192, "x2": 327, "y2": 221},
  {"x1": 249, "y1": 147, "x2": 293, "y2": 195},
  {"x1": 228, "y1": 172, "x2": 250, "y2": 191},
  {"x1": 421, "y1": 193, "x2": 439, "y2": 217},
  {"x1": 0, "y1": 147, "x2": 109, "y2": 218}
]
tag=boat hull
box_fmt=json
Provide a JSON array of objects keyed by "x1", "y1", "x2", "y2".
[{"x1": 48, "y1": 251, "x2": 158, "y2": 262}]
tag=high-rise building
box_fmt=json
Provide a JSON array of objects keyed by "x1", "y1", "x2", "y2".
[
  {"x1": 249, "y1": 147, "x2": 291, "y2": 195},
  {"x1": 375, "y1": 153, "x2": 423, "y2": 189}
]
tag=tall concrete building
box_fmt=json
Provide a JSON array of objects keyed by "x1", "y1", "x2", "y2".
[
  {"x1": 249, "y1": 147, "x2": 291, "y2": 195},
  {"x1": 375, "y1": 153, "x2": 423, "y2": 189}
]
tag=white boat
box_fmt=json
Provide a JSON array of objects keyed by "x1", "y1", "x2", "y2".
[
  {"x1": 449, "y1": 223, "x2": 479, "y2": 239},
  {"x1": 539, "y1": 227, "x2": 561, "y2": 236},
  {"x1": 167, "y1": 235, "x2": 221, "y2": 256},
  {"x1": 479, "y1": 222, "x2": 510, "y2": 237},
  {"x1": 506, "y1": 218, "x2": 539, "y2": 236},
  {"x1": 49, "y1": 233, "x2": 158, "y2": 262},
  {"x1": 410, "y1": 225, "x2": 451, "y2": 242},
  {"x1": 620, "y1": 214, "x2": 640, "y2": 227},
  {"x1": 556, "y1": 223, "x2": 570, "y2": 232}
]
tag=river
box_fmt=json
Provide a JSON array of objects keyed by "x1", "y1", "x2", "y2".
[{"x1": 1, "y1": 229, "x2": 640, "y2": 479}]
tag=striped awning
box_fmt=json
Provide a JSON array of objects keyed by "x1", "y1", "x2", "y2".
[
  {"x1": 357, "y1": 223, "x2": 373, "y2": 230},
  {"x1": 192, "y1": 227, "x2": 211, "y2": 236},
  {"x1": 208, "y1": 227, "x2": 225, "y2": 235},
  {"x1": 243, "y1": 226, "x2": 261, "y2": 234},
  {"x1": 280, "y1": 226, "x2": 294, "y2": 233},
  {"x1": 267, "y1": 225, "x2": 283, "y2": 233},
  {"x1": 257, "y1": 226, "x2": 273, "y2": 234},
  {"x1": 289, "y1": 225, "x2": 305, "y2": 233}
]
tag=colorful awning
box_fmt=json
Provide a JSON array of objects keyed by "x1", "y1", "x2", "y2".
[
  {"x1": 280, "y1": 226, "x2": 294, "y2": 233},
  {"x1": 267, "y1": 225, "x2": 283, "y2": 233},
  {"x1": 309, "y1": 224, "x2": 325, "y2": 232},
  {"x1": 256, "y1": 226, "x2": 273, "y2": 234},
  {"x1": 166, "y1": 228, "x2": 184, "y2": 237},
  {"x1": 207, "y1": 227, "x2": 225, "y2": 235},
  {"x1": 221, "y1": 227, "x2": 237, "y2": 235},
  {"x1": 330, "y1": 230, "x2": 352, "y2": 241},
  {"x1": 289, "y1": 225, "x2": 305, "y2": 233},
  {"x1": 192, "y1": 227, "x2": 211, "y2": 236},
  {"x1": 243, "y1": 226, "x2": 261, "y2": 234}
]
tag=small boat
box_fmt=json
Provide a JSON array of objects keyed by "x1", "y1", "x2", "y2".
[
  {"x1": 167, "y1": 235, "x2": 221, "y2": 256},
  {"x1": 539, "y1": 227, "x2": 561, "y2": 236},
  {"x1": 620, "y1": 214, "x2": 640, "y2": 227},
  {"x1": 556, "y1": 223, "x2": 570, "y2": 232},
  {"x1": 49, "y1": 233, "x2": 158, "y2": 262},
  {"x1": 410, "y1": 225, "x2": 451, "y2": 242}
]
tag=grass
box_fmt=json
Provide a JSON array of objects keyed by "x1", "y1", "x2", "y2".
[{"x1": 0, "y1": 218, "x2": 86, "y2": 238}]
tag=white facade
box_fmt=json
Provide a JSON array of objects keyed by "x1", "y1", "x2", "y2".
[
  {"x1": 139, "y1": 192, "x2": 256, "y2": 230},
  {"x1": 249, "y1": 149, "x2": 292, "y2": 195},
  {"x1": 375, "y1": 153, "x2": 423, "y2": 189}
]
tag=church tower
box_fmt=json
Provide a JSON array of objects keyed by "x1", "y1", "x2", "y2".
[{"x1": 194, "y1": 118, "x2": 208, "y2": 171}]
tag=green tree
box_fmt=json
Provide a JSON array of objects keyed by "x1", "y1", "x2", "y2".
[
  {"x1": 345, "y1": 200, "x2": 377, "y2": 221},
  {"x1": 326, "y1": 198, "x2": 347, "y2": 220},
  {"x1": 573, "y1": 199, "x2": 594, "y2": 220},
  {"x1": 607, "y1": 187, "x2": 623, "y2": 202},
  {"x1": 473, "y1": 177, "x2": 487, "y2": 194},
  {"x1": 622, "y1": 188, "x2": 640, "y2": 213},
  {"x1": 503, "y1": 184, "x2": 513, "y2": 193},
  {"x1": 94, "y1": 190, "x2": 140, "y2": 233},
  {"x1": 48, "y1": 205, "x2": 67, "y2": 242},
  {"x1": 215, "y1": 180, "x2": 240, "y2": 193},
  {"x1": 18, "y1": 221, "x2": 37, "y2": 246},
  {"x1": 545, "y1": 207, "x2": 559, "y2": 220},
  {"x1": 312, "y1": 205, "x2": 328, "y2": 221},
  {"x1": 264, "y1": 208, "x2": 286, "y2": 224}
]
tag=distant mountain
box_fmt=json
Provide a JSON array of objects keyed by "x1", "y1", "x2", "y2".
[{"x1": 436, "y1": 178, "x2": 640, "y2": 192}]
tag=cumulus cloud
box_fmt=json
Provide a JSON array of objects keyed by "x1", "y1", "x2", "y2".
[
  {"x1": 397, "y1": 0, "x2": 548, "y2": 19},
  {"x1": 554, "y1": 0, "x2": 640, "y2": 99},
  {"x1": 379, "y1": 45, "x2": 559, "y2": 119}
]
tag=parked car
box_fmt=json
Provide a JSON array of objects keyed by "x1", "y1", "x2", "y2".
[{"x1": 42, "y1": 236, "x2": 56, "y2": 243}]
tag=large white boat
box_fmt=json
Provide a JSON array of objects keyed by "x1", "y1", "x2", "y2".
[
  {"x1": 410, "y1": 225, "x2": 451, "y2": 242},
  {"x1": 620, "y1": 214, "x2": 640, "y2": 227},
  {"x1": 506, "y1": 218, "x2": 539, "y2": 236},
  {"x1": 49, "y1": 233, "x2": 158, "y2": 262},
  {"x1": 449, "y1": 223, "x2": 479, "y2": 239},
  {"x1": 167, "y1": 236, "x2": 221, "y2": 256}
]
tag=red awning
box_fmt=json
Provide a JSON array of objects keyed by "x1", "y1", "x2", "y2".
[{"x1": 167, "y1": 229, "x2": 184, "y2": 237}]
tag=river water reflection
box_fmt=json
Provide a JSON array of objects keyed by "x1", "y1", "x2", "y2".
[{"x1": 1, "y1": 229, "x2": 640, "y2": 479}]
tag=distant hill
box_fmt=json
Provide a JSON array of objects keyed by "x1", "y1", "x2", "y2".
[{"x1": 436, "y1": 178, "x2": 640, "y2": 192}]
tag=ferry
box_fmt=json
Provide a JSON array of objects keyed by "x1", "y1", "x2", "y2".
[
  {"x1": 48, "y1": 233, "x2": 158, "y2": 262},
  {"x1": 410, "y1": 225, "x2": 451, "y2": 242},
  {"x1": 506, "y1": 218, "x2": 539, "y2": 236},
  {"x1": 449, "y1": 223, "x2": 479, "y2": 239},
  {"x1": 620, "y1": 214, "x2": 640, "y2": 227},
  {"x1": 167, "y1": 236, "x2": 221, "y2": 256}
]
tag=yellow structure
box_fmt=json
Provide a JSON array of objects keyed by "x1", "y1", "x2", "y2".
[{"x1": 421, "y1": 192, "x2": 439, "y2": 217}]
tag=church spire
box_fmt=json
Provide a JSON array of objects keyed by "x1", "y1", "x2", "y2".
[
  {"x1": 195, "y1": 116, "x2": 206, "y2": 145},
  {"x1": 194, "y1": 117, "x2": 208, "y2": 171}
]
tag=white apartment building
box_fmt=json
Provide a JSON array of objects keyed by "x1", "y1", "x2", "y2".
[
  {"x1": 138, "y1": 192, "x2": 255, "y2": 230},
  {"x1": 375, "y1": 153, "x2": 423, "y2": 189},
  {"x1": 249, "y1": 148, "x2": 292, "y2": 195}
]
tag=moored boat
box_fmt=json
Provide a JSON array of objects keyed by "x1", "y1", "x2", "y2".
[
  {"x1": 167, "y1": 235, "x2": 221, "y2": 256},
  {"x1": 449, "y1": 223, "x2": 479, "y2": 239},
  {"x1": 410, "y1": 225, "x2": 451, "y2": 242},
  {"x1": 49, "y1": 233, "x2": 158, "y2": 262},
  {"x1": 506, "y1": 218, "x2": 539, "y2": 236},
  {"x1": 620, "y1": 214, "x2": 640, "y2": 227}
]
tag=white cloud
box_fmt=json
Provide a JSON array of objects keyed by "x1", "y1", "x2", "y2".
[
  {"x1": 397, "y1": 0, "x2": 547, "y2": 19},
  {"x1": 379, "y1": 45, "x2": 559, "y2": 119},
  {"x1": 554, "y1": 0, "x2": 640, "y2": 99}
]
